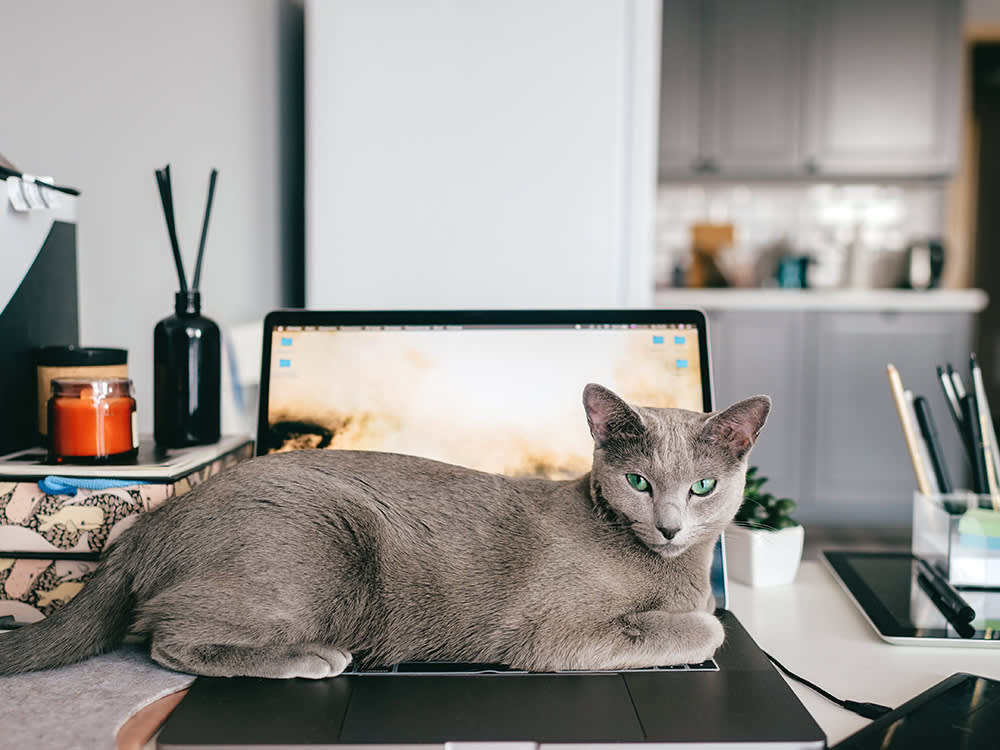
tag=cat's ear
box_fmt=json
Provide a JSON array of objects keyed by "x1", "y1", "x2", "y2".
[
  {"x1": 700, "y1": 396, "x2": 771, "y2": 460},
  {"x1": 583, "y1": 384, "x2": 644, "y2": 446}
]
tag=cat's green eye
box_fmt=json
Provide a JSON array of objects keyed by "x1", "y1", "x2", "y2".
[
  {"x1": 626, "y1": 473, "x2": 651, "y2": 493},
  {"x1": 690, "y1": 478, "x2": 717, "y2": 496}
]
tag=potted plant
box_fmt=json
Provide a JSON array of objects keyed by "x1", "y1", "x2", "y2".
[{"x1": 725, "y1": 467, "x2": 804, "y2": 587}]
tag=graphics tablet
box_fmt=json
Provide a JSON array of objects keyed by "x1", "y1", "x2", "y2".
[
  {"x1": 833, "y1": 673, "x2": 1000, "y2": 749},
  {"x1": 822, "y1": 551, "x2": 1000, "y2": 646}
]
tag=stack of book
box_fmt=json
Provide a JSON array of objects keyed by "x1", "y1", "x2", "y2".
[{"x1": 0, "y1": 435, "x2": 253, "y2": 623}]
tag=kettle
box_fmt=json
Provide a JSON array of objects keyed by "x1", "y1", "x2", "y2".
[{"x1": 901, "y1": 239, "x2": 945, "y2": 290}]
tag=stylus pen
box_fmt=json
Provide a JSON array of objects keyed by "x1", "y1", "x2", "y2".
[
  {"x1": 914, "y1": 396, "x2": 953, "y2": 494},
  {"x1": 916, "y1": 570, "x2": 976, "y2": 639},
  {"x1": 916, "y1": 558, "x2": 975, "y2": 622}
]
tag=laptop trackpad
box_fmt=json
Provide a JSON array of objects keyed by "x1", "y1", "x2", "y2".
[{"x1": 340, "y1": 675, "x2": 644, "y2": 743}]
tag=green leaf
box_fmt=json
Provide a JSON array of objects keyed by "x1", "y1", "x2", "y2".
[{"x1": 775, "y1": 498, "x2": 797, "y2": 515}]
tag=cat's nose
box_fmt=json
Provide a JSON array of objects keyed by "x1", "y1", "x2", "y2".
[{"x1": 657, "y1": 525, "x2": 680, "y2": 541}]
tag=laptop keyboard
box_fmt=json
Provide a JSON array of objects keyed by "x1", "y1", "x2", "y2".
[{"x1": 346, "y1": 659, "x2": 719, "y2": 675}]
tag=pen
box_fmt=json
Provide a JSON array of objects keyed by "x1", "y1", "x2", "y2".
[
  {"x1": 887, "y1": 364, "x2": 933, "y2": 495},
  {"x1": 905, "y1": 391, "x2": 940, "y2": 494},
  {"x1": 961, "y1": 393, "x2": 989, "y2": 495},
  {"x1": 916, "y1": 557, "x2": 975, "y2": 622},
  {"x1": 914, "y1": 395, "x2": 953, "y2": 494},
  {"x1": 916, "y1": 575, "x2": 975, "y2": 638},
  {"x1": 970, "y1": 353, "x2": 1000, "y2": 508}
]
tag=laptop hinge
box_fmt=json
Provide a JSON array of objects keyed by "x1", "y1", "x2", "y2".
[{"x1": 445, "y1": 743, "x2": 537, "y2": 750}]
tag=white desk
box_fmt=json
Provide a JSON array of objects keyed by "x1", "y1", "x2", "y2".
[{"x1": 728, "y1": 560, "x2": 1000, "y2": 746}]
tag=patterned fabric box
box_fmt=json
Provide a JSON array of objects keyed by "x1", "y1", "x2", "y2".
[{"x1": 0, "y1": 436, "x2": 253, "y2": 622}]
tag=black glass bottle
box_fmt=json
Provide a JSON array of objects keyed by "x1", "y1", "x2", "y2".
[{"x1": 154, "y1": 291, "x2": 220, "y2": 446}]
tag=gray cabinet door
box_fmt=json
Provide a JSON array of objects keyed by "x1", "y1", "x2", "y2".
[
  {"x1": 704, "y1": 0, "x2": 805, "y2": 174},
  {"x1": 806, "y1": 311, "x2": 972, "y2": 527},
  {"x1": 658, "y1": 0, "x2": 702, "y2": 177},
  {"x1": 707, "y1": 309, "x2": 807, "y2": 506},
  {"x1": 804, "y1": 0, "x2": 961, "y2": 177}
]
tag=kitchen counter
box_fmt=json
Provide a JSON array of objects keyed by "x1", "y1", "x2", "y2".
[{"x1": 652, "y1": 288, "x2": 988, "y2": 312}]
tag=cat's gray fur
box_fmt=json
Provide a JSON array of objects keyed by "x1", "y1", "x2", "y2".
[{"x1": 0, "y1": 384, "x2": 769, "y2": 678}]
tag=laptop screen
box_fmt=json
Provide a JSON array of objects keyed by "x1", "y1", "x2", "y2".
[{"x1": 257, "y1": 310, "x2": 711, "y2": 468}]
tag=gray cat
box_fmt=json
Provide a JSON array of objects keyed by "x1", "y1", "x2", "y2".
[{"x1": 0, "y1": 384, "x2": 769, "y2": 678}]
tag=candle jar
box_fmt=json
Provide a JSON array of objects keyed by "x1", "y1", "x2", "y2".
[
  {"x1": 47, "y1": 378, "x2": 138, "y2": 464},
  {"x1": 35, "y1": 346, "x2": 129, "y2": 445}
]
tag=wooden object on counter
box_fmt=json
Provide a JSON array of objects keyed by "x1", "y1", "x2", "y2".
[{"x1": 688, "y1": 222, "x2": 734, "y2": 288}]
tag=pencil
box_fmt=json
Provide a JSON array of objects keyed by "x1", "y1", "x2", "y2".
[{"x1": 887, "y1": 364, "x2": 933, "y2": 495}]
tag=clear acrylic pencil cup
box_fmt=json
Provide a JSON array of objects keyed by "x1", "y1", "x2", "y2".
[{"x1": 912, "y1": 491, "x2": 1000, "y2": 589}]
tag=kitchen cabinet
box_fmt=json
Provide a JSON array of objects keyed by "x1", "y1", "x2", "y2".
[
  {"x1": 704, "y1": 0, "x2": 805, "y2": 174},
  {"x1": 803, "y1": 0, "x2": 961, "y2": 177},
  {"x1": 659, "y1": 0, "x2": 961, "y2": 179},
  {"x1": 659, "y1": 0, "x2": 804, "y2": 177}
]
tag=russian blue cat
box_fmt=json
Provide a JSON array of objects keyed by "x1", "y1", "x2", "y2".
[{"x1": 0, "y1": 384, "x2": 769, "y2": 678}]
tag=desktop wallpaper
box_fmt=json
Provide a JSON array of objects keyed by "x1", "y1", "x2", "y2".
[{"x1": 265, "y1": 326, "x2": 703, "y2": 479}]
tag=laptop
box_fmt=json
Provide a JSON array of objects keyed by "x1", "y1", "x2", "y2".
[{"x1": 157, "y1": 308, "x2": 825, "y2": 749}]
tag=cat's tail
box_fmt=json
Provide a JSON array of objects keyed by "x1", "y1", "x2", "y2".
[{"x1": 0, "y1": 538, "x2": 135, "y2": 675}]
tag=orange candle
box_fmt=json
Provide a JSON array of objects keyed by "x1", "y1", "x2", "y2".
[{"x1": 48, "y1": 378, "x2": 138, "y2": 463}]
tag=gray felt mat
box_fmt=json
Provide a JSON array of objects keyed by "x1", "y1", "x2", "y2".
[{"x1": 0, "y1": 644, "x2": 195, "y2": 750}]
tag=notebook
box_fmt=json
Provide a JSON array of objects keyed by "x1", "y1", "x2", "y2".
[{"x1": 157, "y1": 308, "x2": 824, "y2": 749}]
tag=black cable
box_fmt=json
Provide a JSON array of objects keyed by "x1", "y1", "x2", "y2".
[{"x1": 763, "y1": 650, "x2": 893, "y2": 721}]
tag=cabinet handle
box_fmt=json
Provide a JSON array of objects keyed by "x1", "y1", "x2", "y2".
[{"x1": 804, "y1": 158, "x2": 819, "y2": 175}]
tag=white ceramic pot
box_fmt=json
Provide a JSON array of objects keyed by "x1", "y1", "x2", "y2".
[{"x1": 725, "y1": 523, "x2": 804, "y2": 587}]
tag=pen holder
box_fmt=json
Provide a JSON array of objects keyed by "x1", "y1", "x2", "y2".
[{"x1": 912, "y1": 491, "x2": 1000, "y2": 589}]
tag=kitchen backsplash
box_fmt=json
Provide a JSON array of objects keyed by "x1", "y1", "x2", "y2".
[{"x1": 655, "y1": 182, "x2": 946, "y2": 289}]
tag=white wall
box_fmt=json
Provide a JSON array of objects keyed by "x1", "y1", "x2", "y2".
[{"x1": 0, "y1": 0, "x2": 285, "y2": 433}]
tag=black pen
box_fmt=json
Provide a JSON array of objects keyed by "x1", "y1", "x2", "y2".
[
  {"x1": 962, "y1": 393, "x2": 988, "y2": 494},
  {"x1": 916, "y1": 561, "x2": 976, "y2": 639},
  {"x1": 916, "y1": 558, "x2": 975, "y2": 622},
  {"x1": 914, "y1": 396, "x2": 953, "y2": 493}
]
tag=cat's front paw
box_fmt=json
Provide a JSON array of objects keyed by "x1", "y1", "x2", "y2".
[
  {"x1": 283, "y1": 645, "x2": 353, "y2": 679},
  {"x1": 656, "y1": 611, "x2": 724, "y2": 666},
  {"x1": 685, "y1": 611, "x2": 724, "y2": 663}
]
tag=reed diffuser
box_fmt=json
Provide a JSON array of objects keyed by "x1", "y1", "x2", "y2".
[{"x1": 153, "y1": 164, "x2": 221, "y2": 447}]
